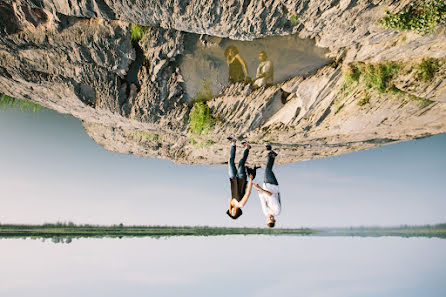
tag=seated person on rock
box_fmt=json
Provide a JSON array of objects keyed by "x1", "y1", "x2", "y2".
[
  {"x1": 224, "y1": 45, "x2": 250, "y2": 84},
  {"x1": 252, "y1": 51, "x2": 274, "y2": 89},
  {"x1": 226, "y1": 137, "x2": 257, "y2": 219}
]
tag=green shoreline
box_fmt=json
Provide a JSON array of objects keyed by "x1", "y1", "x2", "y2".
[
  {"x1": 0, "y1": 224, "x2": 315, "y2": 238},
  {"x1": 1, "y1": 224, "x2": 445, "y2": 240},
  {"x1": 316, "y1": 225, "x2": 446, "y2": 239}
]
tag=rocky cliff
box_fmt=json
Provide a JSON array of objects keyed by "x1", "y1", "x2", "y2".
[{"x1": 0, "y1": 0, "x2": 445, "y2": 165}]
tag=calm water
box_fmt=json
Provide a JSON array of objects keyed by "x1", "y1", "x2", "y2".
[
  {"x1": 180, "y1": 34, "x2": 330, "y2": 98},
  {"x1": 1, "y1": 236, "x2": 445, "y2": 297}
]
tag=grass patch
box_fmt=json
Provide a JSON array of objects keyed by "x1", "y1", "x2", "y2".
[
  {"x1": 189, "y1": 137, "x2": 215, "y2": 147},
  {"x1": 344, "y1": 65, "x2": 361, "y2": 84},
  {"x1": 0, "y1": 94, "x2": 42, "y2": 112},
  {"x1": 91, "y1": 122, "x2": 104, "y2": 128},
  {"x1": 130, "y1": 24, "x2": 151, "y2": 42},
  {"x1": 188, "y1": 80, "x2": 215, "y2": 135},
  {"x1": 189, "y1": 101, "x2": 213, "y2": 135},
  {"x1": 288, "y1": 13, "x2": 298, "y2": 26},
  {"x1": 189, "y1": 137, "x2": 197, "y2": 145},
  {"x1": 416, "y1": 58, "x2": 441, "y2": 82},
  {"x1": 340, "y1": 65, "x2": 361, "y2": 96},
  {"x1": 339, "y1": 61, "x2": 435, "y2": 107},
  {"x1": 187, "y1": 81, "x2": 219, "y2": 147},
  {"x1": 135, "y1": 131, "x2": 159, "y2": 141},
  {"x1": 200, "y1": 139, "x2": 215, "y2": 147},
  {"x1": 378, "y1": 0, "x2": 446, "y2": 34},
  {"x1": 405, "y1": 92, "x2": 433, "y2": 106},
  {"x1": 389, "y1": 86, "x2": 433, "y2": 107},
  {"x1": 362, "y1": 62, "x2": 400, "y2": 92},
  {"x1": 340, "y1": 62, "x2": 400, "y2": 98},
  {"x1": 358, "y1": 95, "x2": 370, "y2": 106}
]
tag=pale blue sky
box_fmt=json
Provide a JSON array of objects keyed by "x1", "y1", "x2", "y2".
[{"x1": 0, "y1": 107, "x2": 445, "y2": 227}]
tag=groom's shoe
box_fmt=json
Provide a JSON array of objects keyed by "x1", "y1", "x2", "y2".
[{"x1": 246, "y1": 166, "x2": 257, "y2": 180}]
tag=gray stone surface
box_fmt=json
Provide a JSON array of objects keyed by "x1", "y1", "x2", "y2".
[{"x1": 84, "y1": 63, "x2": 446, "y2": 165}]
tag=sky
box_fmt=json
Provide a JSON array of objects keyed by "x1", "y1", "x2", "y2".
[{"x1": 0, "y1": 107, "x2": 445, "y2": 227}]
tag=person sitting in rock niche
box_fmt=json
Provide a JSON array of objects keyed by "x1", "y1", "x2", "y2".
[
  {"x1": 224, "y1": 45, "x2": 250, "y2": 83},
  {"x1": 226, "y1": 137, "x2": 257, "y2": 219},
  {"x1": 253, "y1": 144, "x2": 281, "y2": 227},
  {"x1": 252, "y1": 51, "x2": 274, "y2": 89}
]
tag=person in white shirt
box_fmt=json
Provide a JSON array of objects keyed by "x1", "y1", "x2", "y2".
[
  {"x1": 252, "y1": 51, "x2": 273, "y2": 89},
  {"x1": 253, "y1": 144, "x2": 281, "y2": 228}
]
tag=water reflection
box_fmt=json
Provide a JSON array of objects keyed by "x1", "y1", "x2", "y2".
[
  {"x1": 50, "y1": 237, "x2": 72, "y2": 244},
  {"x1": 224, "y1": 45, "x2": 249, "y2": 83},
  {"x1": 252, "y1": 50, "x2": 274, "y2": 89},
  {"x1": 1, "y1": 237, "x2": 445, "y2": 297},
  {"x1": 180, "y1": 34, "x2": 330, "y2": 99}
]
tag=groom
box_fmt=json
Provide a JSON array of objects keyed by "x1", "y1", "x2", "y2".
[{"x1": 253, "y1": 144, "x2": 281, "y2": 227}]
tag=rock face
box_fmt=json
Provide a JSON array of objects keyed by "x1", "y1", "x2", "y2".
[
  {"x1": 10, "y1": 0, "x2": 291, "y2": 40},
  {"x1": 0, "y1": 2, "x2": 188, "y2": 134},
  {"x1": 84, "y1": 62, "x2": 446, "y2": 165},
  {"x1": 9, "y1": 0, "x2": 446, "y2": 59},
  {"x1": 0, "y1": 0, "x2": 445, "y2": 165}
]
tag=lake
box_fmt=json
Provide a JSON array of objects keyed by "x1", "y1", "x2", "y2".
[{"x1": 1, "y1": 236, "x2": 445, "y2": 297}]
